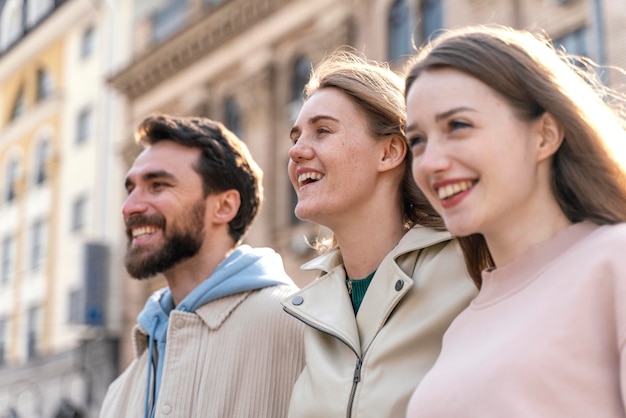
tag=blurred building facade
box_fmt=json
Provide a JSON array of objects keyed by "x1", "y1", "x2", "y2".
[
  {"x1": 0, "y1": 0, "x2": 132, "y2": 416},
  {"x1": 0, "y1": 0, "x2": 624, "y2": 416}
]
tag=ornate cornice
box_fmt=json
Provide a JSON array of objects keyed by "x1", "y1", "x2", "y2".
[{"x1": 109, "y1": 0, "x2": 293, "y2": 100}]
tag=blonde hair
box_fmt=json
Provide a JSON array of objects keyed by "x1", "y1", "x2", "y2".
[{"x1": 303, "y1": 49, "x2": 445, "y2": 252}]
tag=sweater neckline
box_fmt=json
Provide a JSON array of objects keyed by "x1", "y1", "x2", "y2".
[{"x1": 472, "y1": 221, "x2": 598, "y2": 309}]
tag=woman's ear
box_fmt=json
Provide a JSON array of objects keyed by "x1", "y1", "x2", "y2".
[
  {"x1": 379, "y1": 135, "x2": 407, "y2": 172},
  {"x1": 536, "y1": 112, "x2": 565, "y2": 162},
  {"x1": 211, "y1": 190, "x2": 241, "y2": 225}
]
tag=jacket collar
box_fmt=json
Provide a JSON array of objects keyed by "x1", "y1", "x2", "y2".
[
  {"x1": 132, "y1": 291, "x2": 252, "y2": 357},
  {"x1": 301, "y1": 226, "x2": 452, "y2": 274},
  {"x1": 286, "y1": 227, "x2": 453, "y2": 355},
  {"x1": 194, "y1": 291, "x2": 251, "y2": 330}
]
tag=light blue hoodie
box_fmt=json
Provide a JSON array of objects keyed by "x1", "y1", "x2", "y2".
[{"x1": 136, "y1": 245, "x2": 295, "y2": 418}]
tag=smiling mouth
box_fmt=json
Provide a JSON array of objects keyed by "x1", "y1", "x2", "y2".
[
  {"x1": 437, "y1": 180, "x2": 474, "y2": 200},
  {"x1": 297, "y1": 172, "x2": 323, "y2": 188},
  {"x1": 131, "y1": 226, "x2": 159, "y2": 239}
]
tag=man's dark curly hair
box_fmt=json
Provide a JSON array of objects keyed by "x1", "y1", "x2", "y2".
[{"x1": 135, "y1": 113, "x2": 263, "y2": 244}]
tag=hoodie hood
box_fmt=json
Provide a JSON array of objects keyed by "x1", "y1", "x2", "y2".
[
  {"x1": 136, "y1": 245, "x2": 294, "y2": 418},
  {"x1": 137, "y1": 244, "x2": 293, "y2": 336}
]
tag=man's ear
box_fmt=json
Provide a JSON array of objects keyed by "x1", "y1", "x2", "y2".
[
  {"x1": 379, "y1": 135, "x2": 407, "y2": 172},
  {"x1": 536, "y1": 112, "x2": 564, "y2": 162},
  {"x1": 210, "y1": 190, "x2": 241, "y2": 225}
]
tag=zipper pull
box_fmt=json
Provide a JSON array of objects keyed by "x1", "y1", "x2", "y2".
[{"x1": 353, "y1": 357, "x2": 363, "y2": 383}]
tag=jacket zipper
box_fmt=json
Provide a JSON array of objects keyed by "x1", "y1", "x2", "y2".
[
  {"x1": 346, "y1": 356, "x2": 363, "y2": 418},
  {"x1": 284, "y1": 249, "x2": 421, "y2": 417},
  {"x1": 283, "y1": 309, "x2": 367, "y2": 418}
]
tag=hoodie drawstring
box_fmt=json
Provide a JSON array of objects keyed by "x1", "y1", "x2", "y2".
[{"x1": 144, "y1": 318, "x2": 159, "y2": 418}]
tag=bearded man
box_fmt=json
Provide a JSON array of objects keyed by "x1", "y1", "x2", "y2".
[{"x1": 100, "y1": 113, "x2": 304, "y2": 418}]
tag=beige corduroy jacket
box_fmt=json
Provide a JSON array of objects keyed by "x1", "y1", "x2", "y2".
[
  {"x1": 282, "y1": 226, "x2": 478, "y2": 418},
  {"x1": 100, "y1": 284, "x2": 305, "y2": 418}
]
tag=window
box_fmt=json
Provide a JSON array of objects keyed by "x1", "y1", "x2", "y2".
[
  {"x1": 291, "y1": 56, "x2": 311, "y2": 104},
  {"x1": 388, "y1": 0, "x2": 412, "y2": 62},
  {"x1": 34, "y1": 138, "x2": 50, "y2": 185},
  {"x1": 420, "y1": 0, "x2": 443, "y2": 44},
  {"x1": 554, "y1": 27, "x2": 589, "y2": 57},
  {"x1": 4, "y1": 158, "x2": 20, "y2": 203},
  {"x1": 36, "y1": 68, "x2": 53, "y2": 101},
  {"x1": 152, "y1": 0, "x2": 188, "y2": 43},
  {"x1": 30, "y1": 219, "x2": 47, "y2": 270},
  {"x1": 10, "y1": 86, "x2": 25, "y2": 121},
  {"x1": 71, "y1": 196, "x2": 87, "y2": 231},
  {"x1": 26, "y1": 0, "x2": 54, "y2": 28},
  {"x1": 1, "y1": 235, "x2": 15, "y2": 285},
  {"x1": 224, "y1": 96, "x2": 242, "y2": 139},
  {"x1": 0, "y1": 0, "x2": 24, "y2": 51},
  {"x1": 0, "y1": 318, "x2": 7, "y2": 366},
  {"x1": 68, "y1": 288, "x2": 83, "y2": 324},
  {"x1": 26, "y1": 306, "x2": 40, "y2": 359},
  {"x1": 289, "y1": 56, "x2": 311, "y2": 123},
  {"x1": 80, "y1": 26, "x2": 95, "y2": 58},
  {"x1": 76, "y1": 107, "x2": 92, "y2": 144}
]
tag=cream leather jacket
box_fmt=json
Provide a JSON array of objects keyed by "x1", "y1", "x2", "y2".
[{"x1": 282, "y1": 227, "x2": 477, "y2": 418}]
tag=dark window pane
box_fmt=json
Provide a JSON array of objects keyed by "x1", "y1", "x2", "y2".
[
  {"x1": 421, "y1": 0, "x2": 443, "y2": 43},
  {"x1": 388, "y1": 0, "x2": 411, "y2": 62}
]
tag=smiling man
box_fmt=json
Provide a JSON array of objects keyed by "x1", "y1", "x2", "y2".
[{"x1": 100, "y1": 113, "x2": 305, "y2": 418}]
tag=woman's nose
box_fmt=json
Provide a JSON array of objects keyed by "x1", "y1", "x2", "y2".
[
  {"x1": 417, "y1": 140, "x2": 451, "y2": 174},
  {"x1": 288, "y1": 138, "x2": 314, "y2": 162}
]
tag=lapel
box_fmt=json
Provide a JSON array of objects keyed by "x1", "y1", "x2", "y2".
[
  {"x1": 287, "y1": 252, "x2": 361, "y2": 355},
  {"x1": 355, "y1": 250, "x2": 416, "y2": 352},
  {"x1": 288, "y1": 227, "x2": 454, "y2": 355}
]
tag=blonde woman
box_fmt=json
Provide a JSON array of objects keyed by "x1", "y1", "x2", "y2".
[{"x1": 282, "y1": 51, "x2": 477, "y2": 418}]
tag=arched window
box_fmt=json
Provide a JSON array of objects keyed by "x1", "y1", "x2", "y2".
[
  {"x1": 4, "y1": 157, "x2": 20, "y2": 203},
  {"x1": 30, "y1": 219, "x2": 47, "y2": 271},
  {"x1": 388, "y1": 0, "x2": 411, "y2": 63},
  {"x1": 36, "y1": 68, "x2": 53, "y2": 101},
  {"x1": 80, "y1": 26, "x2": 95, "y2": 59},
  {"x1": 34, "y1": 138, "x2": 50, "y2": 185},
  {"x1": 1, "y1": 236, "x2": 16, "y2": 285},
  {"x1": 223, "y1": 96, "x2": 242, "y2": 139},
  {"x1": 26, "y1": 0, "x2": 54, "y2": 28},
  {"x1": 0, "y1": 0, "x2": 25, "y2": 51}
]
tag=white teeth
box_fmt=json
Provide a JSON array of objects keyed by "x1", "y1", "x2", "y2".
[
  {"x1": 132, "y1": 226, "x2": 158, "y2": 238},
  {"x1": 297, "y1": 172, "x2": 323, "y2": 187},
  {"x1": 438, "y1": 181, "x2": 473, "y2": 200}
]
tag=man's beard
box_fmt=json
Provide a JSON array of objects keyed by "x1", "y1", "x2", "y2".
[{"x1": 124, "y1": 200, "x2": 206, "y2": 279}]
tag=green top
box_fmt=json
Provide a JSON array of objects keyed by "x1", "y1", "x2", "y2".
[{"x1": 346, "y1": 271, "x2": 376, "y2": 314}]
